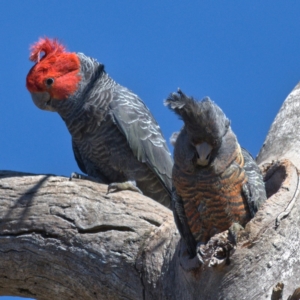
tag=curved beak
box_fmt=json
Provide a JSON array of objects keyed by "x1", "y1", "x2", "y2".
[
  {"x1": 30, "y1": 92, "x2": 56, "y2": 112},
  {"x1": 195, "y1": 142, "x2": 213, "y2": 166}
]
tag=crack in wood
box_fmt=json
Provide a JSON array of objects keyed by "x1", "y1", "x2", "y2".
[
  {"x1": 276, "y1": 167, "x2": 300, "y2": 228},
  {"x1": 139, "y1": 216, "x2": 161, "y2": 227},
  {"x1": 53, "y1": 213, "x2": 136, "y2": 234},
  {"x1": 53, "y1": 213, "x2": 76, "y2": 226},
  {"x1": 17, "y1": 288, "x2": 36, "y2": 297},
  {"x1": 78, "y1": 225, "x2": 135, "y2": 234},
  {"x1": 0, "y1": 230, "x2": 59, "y2": 239}
]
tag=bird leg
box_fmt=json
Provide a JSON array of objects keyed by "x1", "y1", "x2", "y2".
[{"x1": 107, "y1": 180, "x2": 143, "y2": 195}]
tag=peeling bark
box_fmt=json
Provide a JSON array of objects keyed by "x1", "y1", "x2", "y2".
[{"x1": 1, "y1": 83, "x2": 300, "y2": 299}]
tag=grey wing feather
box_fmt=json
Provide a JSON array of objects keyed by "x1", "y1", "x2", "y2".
[
  {"x1": 109, "y1": 85, "x2": 173, "y2": 193},
  {"x1": 172, "y1": 189, "x2": 197, "y2": 257},
  {"x1": 242, "y1": 147, "x2": 267, "y2": 217}
]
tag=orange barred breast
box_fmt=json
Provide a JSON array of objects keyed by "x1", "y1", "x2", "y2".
[{"x1": 173, "y1": 149, "x2": 250, "y2": 243}]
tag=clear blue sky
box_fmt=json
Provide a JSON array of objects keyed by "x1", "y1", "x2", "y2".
[{"x1": 0, "y1": 1, "x2": 300, "y2": 299}]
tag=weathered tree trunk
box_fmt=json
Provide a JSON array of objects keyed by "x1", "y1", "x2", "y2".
[{"x1": 1, "y1": 83, "x2": 300, "y2": 300}]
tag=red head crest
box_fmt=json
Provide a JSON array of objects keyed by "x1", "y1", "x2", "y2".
[
  {"x1": 26, "y1": 37, "x2": 81, "y2": 100},
  {"x1": 29, "y1": 37, "x2": 66, "y2": 63}
]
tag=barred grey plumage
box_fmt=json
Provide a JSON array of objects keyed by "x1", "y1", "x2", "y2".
[
  {"x1": 165, "y1": 89, "x2": 267, "y2": 258},
  {"x1": 26, "y1": 38, "x2": 172, "y2": 208}
]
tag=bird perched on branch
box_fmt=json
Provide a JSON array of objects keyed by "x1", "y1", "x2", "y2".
[
  {"x1": 26, "y1": 37, "x2": 172, "y2": 207},
  {"x1": 165, "y1": 89, "x2": 266, "y2": 261}
]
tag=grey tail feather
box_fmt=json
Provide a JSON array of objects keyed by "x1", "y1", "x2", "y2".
[
  {"x1": 164, "y1": 88, "x2": 202, "y2": 123},
  {"x1": 164, "y1": 88, "x2": 188, "y2": 110}
]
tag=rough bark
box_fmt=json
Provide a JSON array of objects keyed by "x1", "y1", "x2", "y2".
[
  {"x1": 0, "y1": 173, "x2": 180, "y2": 300},
  {"x1": 1, "y1": 83, "x2": 300, "y2": 300}
]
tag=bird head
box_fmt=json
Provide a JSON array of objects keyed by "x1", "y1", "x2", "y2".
[
  {"x1": 165, "y1": 89, "x2": 230, "y2": 167},
  {"x1": 26, "y1": 37, "x2": 81, "y2": 111}
]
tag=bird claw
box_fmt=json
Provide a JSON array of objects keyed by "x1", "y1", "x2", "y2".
[
  {"x1": 196, "y1": 242, "x2": 206, "y2": 264},
  {"x1": 69, "y1": 172, "x2": 103, "y2": 184},
  {"x1": 228, "y1": 222, "x2": 244, "y2": 245},
  {"x1": 70, "y1": 172, "x2": 86, "y2": 180},
  {"x1": 107, "y1": 181, "x2": 143, "y2": 195},
  {"x1": 196, "y1": 252, "x2": 204, "y2": 265}
]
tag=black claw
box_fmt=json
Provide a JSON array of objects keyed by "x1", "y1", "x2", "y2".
[
  {"x1": 196, "y1": 244, "x2": 205, "y2": 265},
  {"x1": 196, "y1": 252, "x2": 204, "y2": 265}
]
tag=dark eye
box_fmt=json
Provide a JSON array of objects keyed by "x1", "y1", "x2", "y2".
[{"x1": 45, "y1": 78, "x2": 54, "y2": 86}]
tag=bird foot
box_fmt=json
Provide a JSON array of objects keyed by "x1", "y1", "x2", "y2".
[
  {"x1": 70, "y1": 172, "x2": 86, "y2": 180},
  {"x1": 180, "y1": 225, "x2": 243, "y2": 271},
  {"x1": 228, "y1": 222, "x2": 244, "y2": 245},
  {"x1": 107, "y1": 180, "x2": 143, "y2": 195},
  {"x1": 196, "y1": 229, "x2": 240, "y2": 269},
  {"x1": 205, "y1": 228, "x2": 239, "y2": 267},
  {"x1": 69, "y1": 172, "x2": 102, "y2": 183}
]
